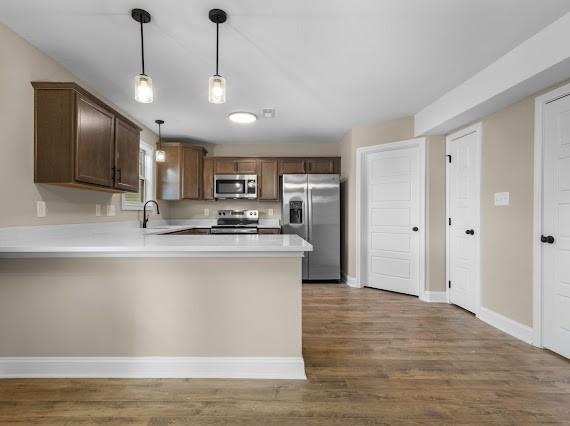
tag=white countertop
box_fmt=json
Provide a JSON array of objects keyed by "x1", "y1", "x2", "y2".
[{"x1": 0, "y1": 222, "x2": 312, "y2": 258}]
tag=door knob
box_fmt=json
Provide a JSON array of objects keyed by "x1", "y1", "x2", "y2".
[
  {"x1": 465, "y1": 229, "x2": 475, "y2": 235},
  {"x1": 412, "y1": 226, "x2": 419, "y2": 232},
  {"x1": 541, "y1": 235, "x2": 555, "y2": 244}
]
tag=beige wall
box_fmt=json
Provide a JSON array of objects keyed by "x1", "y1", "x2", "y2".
[
  {"x1": 339, "y1": 117, "x2": 416, "y2": 277},
  {"x1": 448, "y1": 80, "x2": 569, "y2": 326},
  {"x1": 0, "y1": 257, "x2": 302, "y2": 357},
  {"x1": 0, "y1": 23, "x2": 167, "y2": 227},
  {"x1": 425, "y1": 136, "x2": 447, "y2": 292}
]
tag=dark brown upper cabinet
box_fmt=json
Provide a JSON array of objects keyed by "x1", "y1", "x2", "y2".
[
  {"x1": 32, "y1": 82, "x2": 141, "y2": 193},
  {"x1": 114, "y1": 117, "x2": 140, "y2": 192},
  {"x1": 214, "y1": 158, "x2": 259, "y2": 174},
  {"x1": 278, "y1": 158, "x2": 306, "y2": 175},
  {"x1": 259, "y1": 159, "x2": 279, "y2": 200},
  {"x1": 306, "y1": 158, "x2": 338, "y2": 174},
  {"x1": 156, "y1": 142, "x2": 206, "y2": 201},
  {"x1": 202, "y1": 158, "x2": 215, "y2": 200}
]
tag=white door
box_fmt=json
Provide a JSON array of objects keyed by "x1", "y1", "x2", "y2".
[
  {"x1": 365, "y1": 145, "x2": 423, "y2": 296},
  {"x1": 542, "y1": 94, "x2": 570, "y2": 358},
  {"x1": 447, "y1": 126, "x2": 481, "y2": 314}
]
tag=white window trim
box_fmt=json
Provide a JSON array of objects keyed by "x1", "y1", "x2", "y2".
[{"x1": 121, "y1": 140, "x2": 155, "y2": 211}]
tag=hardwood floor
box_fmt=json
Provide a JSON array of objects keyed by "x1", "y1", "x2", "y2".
[{"x1": 0, "y1": 284, "x2": 568, "y2": 425}]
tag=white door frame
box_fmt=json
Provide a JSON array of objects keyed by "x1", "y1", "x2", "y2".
[
  {"x1": 445, "y1": 123, "x2": 482, "y2": 315},
  {"x1": 532, "y1": 82, "x2": 570, "y2": 348},
  {"x1": 355, "y1": 137, "x2": 427, "y2": 299}
]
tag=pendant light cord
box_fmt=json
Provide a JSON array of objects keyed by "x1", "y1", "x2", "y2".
[
  {"x1": 215, "y1": 23, "x2": 219, "y2": 76},
  {"x1": 140, "y1": 20, "x2": 145, "y2": 75}
]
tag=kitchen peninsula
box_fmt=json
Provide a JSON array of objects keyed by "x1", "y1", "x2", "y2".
[{"x1": 0, "y1": 222, "x2": 311, "y2": 379}]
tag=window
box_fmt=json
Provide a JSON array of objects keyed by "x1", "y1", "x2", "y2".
[{"x1": 121, "y1": 141, "x2": 155, "y2": 210}]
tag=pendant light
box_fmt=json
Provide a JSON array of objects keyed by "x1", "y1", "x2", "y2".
[
  {"x1": 132, "y1": 8, "x2": 153, "y2": 103},
  {"x1": 208, "y1": 9, "x2": 227, "y2": 104},
  {"x1": 155, "y1": 120, "x2": 165, "y2": 162}
]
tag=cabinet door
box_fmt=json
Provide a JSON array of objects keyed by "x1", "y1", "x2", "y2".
[
  {"x1": 157, "y1": 144, "x2": 182, "y2": 200},
  {"x1": 259, "y1": 159, "x2": 279, "y2": 200},
  {"x1": 236, "y1": 158, "x2": 258, "y2": 174},
  {"x1": 258, "y1": 228, "x2": 281, "y2": 234},
  {"x1": 279, "y1": 158, "x2": 306, "y2": 175},
  {"x1": 202, "y1": 158, "x2": 214, "y2": 200},
  {"x1": 114, "y1": 118, "x2": 140, "y2": 192},
  {"x1": 182, "y1": 147, "x2": 202, "y2": 200},
  {"x1": 215, "y1": 158, "x2": 236, "y2": 174},
  {"x1": 306, "y1": 158, "x2": 335, "y2": 174},
  {"x1": 75, "y1": 95, "x2": 115, "y2": 187}
]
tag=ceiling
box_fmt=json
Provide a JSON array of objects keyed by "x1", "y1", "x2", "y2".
[{"x1": 2, "y1": 1, "x2": 570, "y2": 144}]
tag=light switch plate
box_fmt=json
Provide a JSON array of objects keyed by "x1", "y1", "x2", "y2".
[
  {"x1": 106, "y1": 204, "x2": 116, "y2": 216},
  {"x1": 494, "y1": 192, "x2": 510, "y2": 206},
  {"x1": 95, "y1": 204, "x2": 101, "y2": 217},
  {"x1": 36, "y1": 201, "x2": 46, "y2": 217}
]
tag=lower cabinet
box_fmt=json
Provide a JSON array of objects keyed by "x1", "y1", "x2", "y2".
[
  {"x1": 166, "y1": 228, "x2": 211, "y2": 235},
  {"x1": 258, "y1": 228, "x2": 281, "y2": 235}
]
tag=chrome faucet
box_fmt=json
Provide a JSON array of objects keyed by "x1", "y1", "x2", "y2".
[{"x1": 142, "y1": 200, "x2": 160, "y2": 228}]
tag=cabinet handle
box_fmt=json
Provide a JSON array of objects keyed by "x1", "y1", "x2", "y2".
[
  {"x1": 112, "y1": 167, "x2": 116, "y2": 181},
  {"x1": 117, "y1": 168, "x2": 122, "y2": 182},
  {"x1": 465, "y1": 229, "x2": 475, "y2": 235},
  {"x1": 541, "y1": 235, "x2": 555, "y2": 244}
]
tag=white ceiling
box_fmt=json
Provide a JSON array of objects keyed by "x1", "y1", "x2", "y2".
[{"x1": 2, "y1": 0, "x2": 570, "y2": 144}]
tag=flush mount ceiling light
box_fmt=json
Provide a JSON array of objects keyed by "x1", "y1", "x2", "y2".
[
  {"x1": 228, "y1": 112, "x2": 257, "y2": 124},
  {"x1": 132, "y1": 8, "x2": 153, "y2": 103},
  {"x1": 155, "y1": 119, "x2": 165, "y2": 162},
  {"x1": 208, "y1": 9, "x2": 227, "y2": 104}
]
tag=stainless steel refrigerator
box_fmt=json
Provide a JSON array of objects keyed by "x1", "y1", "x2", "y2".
[{"x1": 282, "y1": 174, "x2": 340, "y2": 281}]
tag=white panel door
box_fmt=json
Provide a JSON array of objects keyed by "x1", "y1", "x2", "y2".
[
  {"x1": 542, "y1": 94, "x2": 570, "y2": 358},
  {"x1": 365, "y1": 146, "x2": 421, "y2": 295},
  {"x1": 447, "y1": 128, "x2": 480, "y2": 314}
]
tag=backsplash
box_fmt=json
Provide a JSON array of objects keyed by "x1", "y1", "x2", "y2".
[{"x1": 167, "y1": 200, "x2": 282, "y2": 220}]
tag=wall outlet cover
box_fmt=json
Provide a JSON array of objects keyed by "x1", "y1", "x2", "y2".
[
  {"x1": 106, "y1": 204, "x2": 116, "y2": 217},
  {"x1": 36, "y1": 201, "x2": 46, "y2": 218},
  {"x1": 95, "y1": 204, "x2": 102, "y2": 217},
  {"x1": 494, "y1": 192, "x2": 510, "y2": 206},
  {"x1": 268, "y1": 208, "x2": 274, "y2": 217},
  {"x1": 204, "y1": 208, "x2": 210, "y2": 217}
]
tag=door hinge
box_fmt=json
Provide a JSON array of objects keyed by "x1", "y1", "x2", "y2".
[
  {"x1": 448, "y1": 280, "x2": 451, "y2": 288},
  {"x1": 448, "y1": 218, "x2": 452, "y2": 226},
  {"x1": 447, "y1": 154, "x2": 452, "y2": 163}
]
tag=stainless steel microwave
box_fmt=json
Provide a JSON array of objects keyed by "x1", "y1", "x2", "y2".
[{"x1": 214, "y1": 175, "x2": 258, "y2": 199}]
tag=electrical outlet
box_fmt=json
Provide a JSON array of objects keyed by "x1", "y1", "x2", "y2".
[
  {"x1": 36, "y1": 201, "x2": 46, "y2": 217},
  {"x1": 95, "y1": 204, "x2": 101, "y2": 217},
  {"x1": 106, "y1": 204, "x2": 116, "y2": 217},
  {"x1": 204, "y1": 208, "x2": 210, "y2": 217},
  {"x1": 268, "y1": 208, "x2": 274, "y2": 217}
]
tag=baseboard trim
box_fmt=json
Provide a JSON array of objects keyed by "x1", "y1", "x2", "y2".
[
  {"x1": 420, "y1": 291, "x2": 447, "y2": 303},
  {"x1": 0, "y1": 356, "x2": 306, "y2": 380},
  {"x1": 477, "y1": 307, "x2": 533, "y2": 345},
  {"x1": 341, "y1": 272, "x2": 360, "y2": 288}
]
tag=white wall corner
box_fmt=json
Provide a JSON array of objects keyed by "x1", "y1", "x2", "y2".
[
  {"x1": 420, "y1": 291, "x2": 447, "y2": 303},
  {"x1": 0, "y1": 357, "x2": 306, "y2": 380},
  {"x1": 415, "y1": 12, "x2": 570, "y2": 136},
  {"x1": 477, "y1": 307, "x2": 533, "y2": 345},
  {"x1": 342, "y1": 272, "x2": 361, "y2": 288}
]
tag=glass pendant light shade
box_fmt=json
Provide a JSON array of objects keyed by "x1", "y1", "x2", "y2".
[
  {"x1": 134, "y1": 74, "x2": 153, "y2": 103},
  {"x1": 155, "y1": 149, "x2": 166, "y2": 162},
  {"x1": 209, "y1": 75, "x2": 226, "y2": 104}
]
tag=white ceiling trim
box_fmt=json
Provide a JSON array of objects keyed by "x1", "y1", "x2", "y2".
[{"x1": 414, "y1": 12, "x2": 570, "y2": 136}]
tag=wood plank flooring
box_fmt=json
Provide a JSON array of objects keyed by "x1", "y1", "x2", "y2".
[{"x1": 0, "y1": 284, "x2": 568, "y2": 425}]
